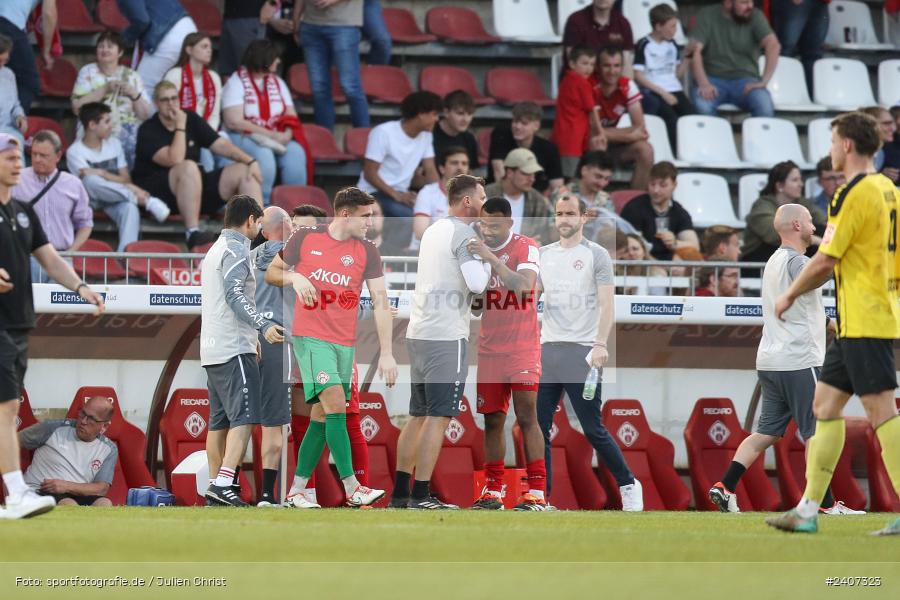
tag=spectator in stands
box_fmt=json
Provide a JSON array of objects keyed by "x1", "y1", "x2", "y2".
[
  {"x1": 562, "y1": 0, "x2": 634, "y2": 74},
  {"x1": 291, "y1": 204, "x2": 328, "y2": 229},
  {"x1": 293, "y1": 0, "x2": 370, "y2": 130},
  {"x1": 553, "y1": 46, "x2": 603, "y2": 178},
  {"x1": 488, "y1": 102, "x2": 564, "y2": 195},
  {"x1": 811, "y1": 156, "x2": 845, "y2": 214},
  {"x1": 862, "y1": 106, "x2": 900, "y2": 185},
  {"x1": 690, "y1": 0, "x2": 779, "y2": 118},
  {"x1": 220, "y1": 1, "x2": 269, "y2": 78},
  {"x1": 363, "y1": 0, "x2": 392, "y2": 65},
  {"x1": 164, "y1": 33, "x2": 223, "y2": 173},
  {"x1": 770, "y1": 0, "x2": 828, "y2": 94},
  {"x1": 621, "y1": 161, "x2": 699, "y2": 261},
  {"x1": 67, "y1": 103, "x2": 171, "y2": 251},
  {"x1": 702, "y1": 224, "x2": 741, "y2": 261},
  {"x1": 134, "y1": 81, "x2": 264, "y2": 249},
  {"x1": 0, "y1": 0, "x2": 54, "y2": 112},
  {"x1": 222, "y1": 40, "x2": 311, "y2": 206},
  {"x1": 358, "y1": 91, "x2": 441, "y2": 254},
  {"x1": 593, "y1": 46, "x2": 655, "y2": 190},
  {"x1": 695, "y1": 256, "x2": 739, "y2": 297},
  {"x1": 265, "y1": 0, "x2": 304, "y2": 75},
  {"x1": 742, "y1": 160, "x2": 825, "y2": 264},
  {"x1": 11, "y1": 131, "x2": 92, "y2": 283},
  {"x1": 617, "y1": 232, "x2": 668, "y2": 295},
  {"x1": 484, "y1": 149, "x2": 555, "y2": 244},
  {"x1": 19, "y1": 396, "x2": 117, "y2": 507},
  {"x1": 0, "y1": 35, "x2": 26, "y2": 158},
  {"x1": 71, "y1": 31, "x2": 154, "y2": 170},
  {"x1": 118, "y1": 0, "x2": 198, "y2": 96},
  {"x1": 433, "y1": 91, "x2": 479, "y2": 171},
  {"x1": 413, "y1": 146, "x2": 469, "y2": 243},
  {"x1": 633, "y1": 4, "x2": 695, "y2": 149}
]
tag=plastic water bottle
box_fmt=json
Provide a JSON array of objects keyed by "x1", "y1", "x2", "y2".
[{"x1": 582, "y1": 367, "x2": 600, "y2": 400}]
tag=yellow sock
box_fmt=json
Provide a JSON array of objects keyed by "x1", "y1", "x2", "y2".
[
  {"x1": 802, "y1": 418, "x2": 845, "y2": 505},
  {"x1": 876, "y1": 415, "x2": 900, "y2": 498}
]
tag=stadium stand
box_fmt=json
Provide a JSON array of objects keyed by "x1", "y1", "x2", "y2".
[
  {"x1": 343, "y1": 127, "x2": 371, "y2": 160},
  {"x1": 622, "y1": 0, "x2": 687, "y2": 44},
  {"x1": 878, "y1": 59, "x2": 900, "y2": 106},
  {"x1": 865, "y1": 398, "x2": 900, "y2": 513},
  {"x1": 806, "y1": 118, "x2": 833, "y2": 165},
  {"x1": 430, "y1": 399, "x2": 485, "y2": 508},
  {"x1": 557, "y1": 0, "x2": 592, "y2": 36},
  {"x1": 684, "y1": 398, "x2": 780, "y2": 511},
  {"x1": 419, "y1": 66, "x2": 495, "y2": 105},
  {"x1": 610, "y1": 189, "x2": 644, "y2": 214},
  {"x1": 826, "y1": 0, "x2": 894, "y2": 50},
  {"x1": 425, "y1": 7, "x2": 501, "y2": 45},
  {"x1": 71, "y1": 238, "x2": 127, "y2": 282},
  {"x1": 96, "y1": 0, "x2": 129, "y2": 32},
  {"x1": 602, "y1": 399, "x2": 691, "y2": 511},
  {"x1": 676, "y1": 116, "x2": 749, "y2": 169},
  {"x1": 491, "y1": 0, "x2": 561, "y2": 44},
  {"x1": 58, "y1": 0, "x2": 104, "y2": 33},
  {"x1": 673, "y1": 173, "x2": 745, "y2": 229},
  {"x1": 737, "y1": 173, "x2": 768, "y2": 220},
  {"x1": 763, "y1": 56, "x2": 825, "y2": 113},
  {"x1": 361, "y1": 65, "x2": 415, "y2": 104},
  {"x1": 123, "y1": 240, "x2": 188, "y2": 281},
  {"x1": 36, "y1": 57, "x2": 78, "y2": 98},
  {"x1": 486, "y1": 68, "x2": 554, "y2": 107},
  {"x1": 357, "y1": 392, "x2": 401, "y2": 508},
  {"x1": 619, "y1": 113, "x2": 683, "y2": 166},
  {"x1": 304, "y1": 124, "x2": 355, "y2": 162},
  {"x1": 813, "y1": 58, "x2": 877, "y2": 110},
  {"x1": 741, "y1": 118, "x2": 812, "y2": 169},
  {"x1": 181, "y1": 0, "x2": 223, "y2": 38},
  {"x1": 271, "y1": 184, "x2": 334, "y2": 216},
  {"x1": 23, "y1": 116, "x2": 68, "y2": 152},
  {"x1": 287, "y1": 64, "x2": 347, "y2": 104},
  {"x1": 382, "y1": 8, "x2": 438, "y2": 44}
]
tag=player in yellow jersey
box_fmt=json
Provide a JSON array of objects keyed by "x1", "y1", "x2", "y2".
[{"x1": 766, "y1": 112, "x2": 900, "y2": 536}]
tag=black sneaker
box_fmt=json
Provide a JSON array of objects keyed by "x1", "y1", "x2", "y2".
[
  {"x1": 471, "y1": 493, "x2": 504, "y2": 510},
  {"x1": 204, "y1": 496, "x2": 224, "y2": 507},
  {"x1": 205, "y1": 484, "x2": 248, "y2": 507},
  {"x1": 409, "y1": 496, "x2": 459, "y2": 510},
  {"x1": 388, "y1": 496, "x2": 410, "y2": 509},
  {"x1": 187, "y1": 229, "x2": 217, "y2": 251}
]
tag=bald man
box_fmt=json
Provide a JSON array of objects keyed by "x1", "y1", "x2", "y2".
[
  {"x1": 708, "y1": 205, "x2": 861, "y2": 514},
  {"x1": 251, "y1": 206, "x2": 293, "y2": 506}
]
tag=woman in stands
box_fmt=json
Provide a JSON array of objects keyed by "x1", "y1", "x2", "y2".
[
  {"x1": 615, "y1": 231, "x2": 667, "y2": 295},
  {"x1": 71, "y1": 31, "x2": 153, "y2": 169},
  {"x1": 221, "y1": 39, "x2": 310, "y2": 206},
  {"x1": 164, "y1": 33, "x2": 222, "y2": 173}
]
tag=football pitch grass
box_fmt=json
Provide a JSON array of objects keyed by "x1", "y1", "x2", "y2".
[{"x1": 1, "y1": 507, "x2": 897, "y2": 599}]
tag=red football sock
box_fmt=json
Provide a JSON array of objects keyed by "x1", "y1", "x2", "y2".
[
  {"x1": 346, "y1": 412, "x2": 369, "y2": 486},
  {"x1": 526, "y1": 459, "x2": 547, "y2": 494},
  {"x1": 485, "y1": 460, "x2": 505, "y2": 495}
]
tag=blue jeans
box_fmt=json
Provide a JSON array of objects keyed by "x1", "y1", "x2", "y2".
[
  {"x1": 228, "y1": 132, "x2": 307, "y2": 205},
  {"x1": 363, "y1": 0, "x2": 392, "y2": 65},
  {"x1": 692, "y1": 75, "x2": 775, "y2": 117},
  {"x1": 0, "y1": 18, "x2": 40, "y2": 112},
  {"x1": 770, "y1": 0, "x2": 829, "y2": 96},
  {"x1": 300, "y1": 23, "x2": 370, "y2": 130},
  {"x1": 536, "y1": 343, "x2": 635, "y2": 493}
]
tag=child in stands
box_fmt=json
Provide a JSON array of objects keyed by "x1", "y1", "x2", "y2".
[{"x1": 552, "y1": 46, "x2": 603, "y2": 179}]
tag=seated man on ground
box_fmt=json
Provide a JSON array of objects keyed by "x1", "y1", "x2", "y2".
[
  {"x1": 19, "y1": 396, "x2": 118, "y2": 507},
  {"x1": 133, "y1": 81, "x2": 264, "y2": 249}
]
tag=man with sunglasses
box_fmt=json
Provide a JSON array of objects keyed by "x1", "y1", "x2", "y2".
[{"x1": 17, "y1": 396, "x2": 117, "y2": 507}]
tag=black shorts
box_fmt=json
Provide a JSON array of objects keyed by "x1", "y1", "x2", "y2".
[
  {"x1": 407, "y1": 338, "x2": 468, "y2": 417},
  {"x1": 49, "y1": 493, "x2": 104, "y2": 506},
  {"x1": 820, "y1": 338, "x2": 897, "y2": 397},
  {"x1": 135, "y1": 167, "x2": 225, "y2": 216},
  {"x1": 257, "y1": 333, "x2": 291, "y2": 427},
  {"x1": 0, "y1": 329, "x2": 28, "y2": 403}
]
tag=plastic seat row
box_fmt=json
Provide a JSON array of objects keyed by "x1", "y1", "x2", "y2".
[{"x1": 65, "y1": 0, "x2": 221, "y2": 37}]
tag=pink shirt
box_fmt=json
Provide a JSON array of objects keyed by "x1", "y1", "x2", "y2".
[{"x1": 12, "y1": 168, "x2": 93, "y2": 250}]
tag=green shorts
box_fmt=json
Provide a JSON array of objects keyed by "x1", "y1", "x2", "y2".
[{"x1": 293, "y1": 336, "x2": 355, "y2": 404}]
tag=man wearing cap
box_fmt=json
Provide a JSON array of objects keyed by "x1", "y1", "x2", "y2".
[
  {"x1": 484, "y1": 149, "x2": 556, "y2": 245},
  {"x1": 0, "y1": 133, "x2": 105, "y2": 520}
]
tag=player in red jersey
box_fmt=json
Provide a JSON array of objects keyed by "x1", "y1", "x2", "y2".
[{"x1": 467, "y1": 197, "x2": 549, "y2": 511}]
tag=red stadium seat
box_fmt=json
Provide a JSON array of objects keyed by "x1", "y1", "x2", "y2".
[
  {"x1": 343, "y1": 127, "x2": 371, "y2": 160},
  {"x1": 430, "y1": 397, "x2": 484, "y2": 507},
  {"x1": 287, "y1": 64, "x2": 346, "y2": 104},
  {"x1": 124, "y1": 240, "x2": 187, "y2": 281},
  {"x1": 866, "y1": 398, "x2": 900, "y2": 512},
  {"x1": 71, "y1": 239, "x2": 127, "y2": 282},
  {"x1": 383, "y1": 8, "x2": 437, "y2": 44},
  {"x1": 24, "y1": 116, "x2": 69, "y2": 153},
  {"x1": 17, "y1": 389, "x2": 38, "y2": 473},
  {"x1": 684, "y1": 398, "x2": 780, "y2": 511},
  {"x1": 181, "y1": 0, "x2": 222, "y2": 37},
  {"x1": 304, "y1": 124, "x2": 355, "y2": 162},
  {"x1": 358, "y1": 392, "x2": 401, "y2": 507},
  {"x1": 610, "y1": 190, "x2": 645, "y2": 214},
  {"x1": 190, "y1": 241, "x2": 215, "y2": 255},
  {"x1": 420, "y1": 66, "x2": 495, "y2": 106},
  {"x1": 158, "y1": 388, "x2": 253, "y2": 504},
  {"x1": 37, "y1": 57, "x2": 77, "y2": 98},
  {"x1": 602, "y1": 399, "x2": 691, "y2": 510},
  {"x1": 361, "y1": 65, "x2": 414, "y2": 104},
  {"x1": 486, "y1": 68, "x2": 554, "y2": 107},
  {"x1": 96, "y1": 0, "x2": 129, "y2": 32},
  {"x1": 271, "y1": 185, "x2": 334, "y2": 217},
  {"x1": 513, "y1": 402, "x2": 608, "y2": 510},
  {"x1": 426, "y1": 7, "x2": 501, "y2": 45},
  {"x1": 58, "y1": 0, "x2": 104, "y2": 33},
  {"x1": 476, "y1": 128, "x2": 492, "y2": 167},
  {"x1": 66, "y1": 386, "x2": 156, "y2": 505}
]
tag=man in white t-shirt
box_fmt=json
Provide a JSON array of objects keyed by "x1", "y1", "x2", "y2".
[
  {"x1": 412, "y1": 145, "x2": 469, "y2": 244},
  {"x1": 484, "y1": 149, "x2": 555, "y2": 245},
  {"x1": 66, "y1": 102, "x2": 170, "y2": 251},
  {"x1": 358, "y1": 91, "x2": 441, "y2": 254}
]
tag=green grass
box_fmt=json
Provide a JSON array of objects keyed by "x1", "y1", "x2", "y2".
[{"x1": 1, "y1": 508, "x2": 898, "y2": 599}]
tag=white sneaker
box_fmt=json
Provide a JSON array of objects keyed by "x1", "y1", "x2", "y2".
[
  {"x1": 620, "y1": 478, "x2": 644, "y2": 512},
  {"x1": 144, "y1": 196, "x2": 171, "y2": 223},
  {"x1": 1, "y1": 489, "x2": 56, "y2": 519},
  {"x1": 256, "y1": 500, "x2": 281, "y2": 508},
  {"x1": 709, "y1": 483, "x2": 741, "y2": 513},
  {"x1": 347, "y1": 485, "x2": 385, "y2": 507},
  {"x1": 283, "y1": 491, "x2": 321, "y2": 509},
  {"x1": 820, "y1": 501, "x2": 866, "y2": 515}
]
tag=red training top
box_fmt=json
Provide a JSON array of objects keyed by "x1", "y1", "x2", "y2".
[
  {"x1": 593, "y1": 76, "x2": 642, "y2": 128},
  {"x1": 553, "y1": 70, "x2": 597, "y2": 158}
]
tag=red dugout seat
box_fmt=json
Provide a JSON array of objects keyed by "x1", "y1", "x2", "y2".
[
  {"x1": 684, "y1": 398, "x2": 780, "y2": 511},
  {"x1": 17, "y1": 389, "x2": 39, "y2": 473},
  {"x1": 72, "y1": 239, "x2": 127, "y2": 281},
  {"x1": 426, "y1": 7, "x2": 501, "y2": 45},
  {"x1": 305, "y1": 124, "x2": 355, "y2": 162},
  {"x1": 383, "y1": 8, "x2": 437, "y2": 44},
  {"x1": 420, "y1": 66, "x2": 495, "y2": 106},
  {"x1": 287, "y1": 64, "x2": 346, "y2": 104},
  {"x1": 343, "y1": 127, "x2": 371, "y2": 160},
  {"x1": 357, "y1": 392, "x2": 401, "y2": 507},
  {"x1": 513, "y1": 404, "x2": 608, "y2": 510},
  {"x1": 58, "y1": 0, "x2": 104, "y2": 32},
  {"x1": 430, "y1": 397, "x2": 484, "y2": 507},
  {"x1": 66, "y1": 386, "x2": 156, "y2": 505},
  {"x1": 602, "y1": 399, "x2": 691, "y2": 510},
  {"x1": 181, "y1": 0, "x2": 222, "y2": 37},
  {"x1": 361, "y1": 65, "x2": 414, "y2": 104},
  {"x1": 96, "y1": 0, "x2": 129, "y2": 31},
  {"x1": 486, "y1": 68, "x2": 554, "y2": 107},
  {"x1": 37, "y1": 57, "x2": 77, "y2": 98},
  {"x1": 774, "y1": 420, "x2": 867, "y2": 510},
  {"x1": 124, "y1": 240, "x2": 187, "y2": 281},
  {"x1": 271, "y1": 185, "x2": 334, "y2": 217},
  {"x1": 866, "y1": 398, "x2": 900, "y2": 512}
]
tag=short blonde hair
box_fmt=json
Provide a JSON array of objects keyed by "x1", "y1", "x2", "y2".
[{"x1": 153, "y1": 80, "x2": 178, "y2": 101}]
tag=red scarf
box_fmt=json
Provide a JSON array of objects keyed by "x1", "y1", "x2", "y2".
[
  {"x1": 273, "y1": 114, "x2": 315, "y2": 185},
  {"x1": 180, "y1": 63, "x2": 216, "y2": 122},
  {"x1": 237, "y1": 67, "x2": 286, "y2": 129}
]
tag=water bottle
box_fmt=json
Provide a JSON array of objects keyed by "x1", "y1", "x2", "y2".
[{"x1": 582, "y1": 367, "x2": 600, "y2": 400}]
